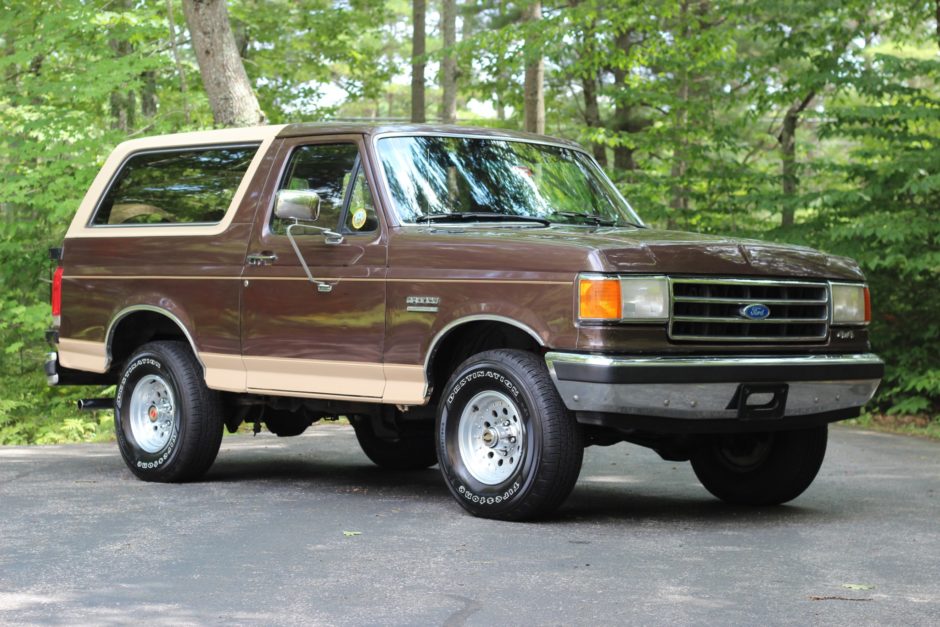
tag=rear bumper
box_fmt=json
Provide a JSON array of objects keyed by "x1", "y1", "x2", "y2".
[{"x1": 545, "y1": 352, "x2": 883, "y2": 422}]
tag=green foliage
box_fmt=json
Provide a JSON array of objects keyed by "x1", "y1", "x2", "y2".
[
  {"x1": 807, "y1": 54, "x2": 940, "y2": 414},
  {"x1": 0, "y1": 0, "x2": 937, "y2": 444}
]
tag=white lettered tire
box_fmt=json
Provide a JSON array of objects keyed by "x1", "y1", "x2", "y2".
[
  {"x1": 436, "y1": 349, "x2": 583, "y2": 520},
  {"x1": 115, "y1": 341, "x2": 223, "y2": 482}
]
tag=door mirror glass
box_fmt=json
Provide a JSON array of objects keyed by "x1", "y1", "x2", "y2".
[{"x1": 275, "y1": 189, "x2": 321, "y2": 222}]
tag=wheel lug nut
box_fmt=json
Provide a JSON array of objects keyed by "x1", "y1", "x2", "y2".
[
  {"x1": 503, "y1": 420, "x2": 510, "y2": 427},
  {"x1": 509, "y1": 436, "x2": 516, "y2": 443}
]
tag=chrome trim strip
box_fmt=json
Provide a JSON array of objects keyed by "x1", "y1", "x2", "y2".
[
  {"x1": 105, "y1": 305, "x2": 203, "y2": 371},
  {"x1": 673, "y1": 296, "x2": 828, "y2": 305},
  {"x1": 424, "y1": 315, "x2": 545, "y2": 393},
  {"x1": 545, "y1": 352, "x2": 883, "y2": 370},
  {"x1": 660, "y1": 334, "x2": 830, "y2": 343},
  {"x1": 672, "y1": 316, "x2": 829, "y2": 324},
  {"x1": 669, "y1": 277, "x2": 831, "y2": 287}
]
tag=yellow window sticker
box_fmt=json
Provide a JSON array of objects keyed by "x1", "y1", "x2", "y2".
[{"x1": 351, "y1": 208, "x2": 368, "y2": 230}]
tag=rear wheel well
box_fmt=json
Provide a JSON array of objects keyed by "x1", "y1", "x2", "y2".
[
  {"x1": 428, "y1": 321, "x2": 542, "y2": 400},
  {"x1": 109, "y1": 311, "x2": 195, "y2": 373}
]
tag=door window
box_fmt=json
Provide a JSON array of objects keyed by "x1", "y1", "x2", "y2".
[{"x1": 272, "y1": 143, "x2": 376, "y2": 235}]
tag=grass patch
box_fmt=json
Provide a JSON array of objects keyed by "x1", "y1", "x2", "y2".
[{"x1": 842, "y1": 413, "x2": 940, "y2": 441}]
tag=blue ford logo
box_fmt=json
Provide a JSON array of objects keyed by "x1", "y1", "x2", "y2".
[{"x1": 741, "y1": 303, "x2": 771, "y2": 320}]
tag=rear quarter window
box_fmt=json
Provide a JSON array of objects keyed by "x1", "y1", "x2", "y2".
[{"x1": 91, "y1": 145, "x2": 258, "y2": 226}]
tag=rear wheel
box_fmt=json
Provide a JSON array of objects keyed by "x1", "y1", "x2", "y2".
[
  {"x1": 436, "y1": 349, "x2": 583, "y2": 521},
  {"x1": 690, "y1": 426, "x2": 828, "y2": 505},
  {"x1": 115, "y1": 341, "x2": 223, "y2": 482}
]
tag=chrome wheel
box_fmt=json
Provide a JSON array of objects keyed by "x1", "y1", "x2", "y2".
[
  {"x1": 128, "y1": 374, "x2": 178, "y2": 453},
  {"x1": 457, "y1": 390, "x2": 525, "y2": 485}
]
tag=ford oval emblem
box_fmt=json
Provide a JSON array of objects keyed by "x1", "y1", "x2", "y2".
[{"x1": 741, "y1": 303, "x2": 771, "y2": 320}]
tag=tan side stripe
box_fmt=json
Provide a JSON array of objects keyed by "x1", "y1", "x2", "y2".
[
  {"x1": 201, "y1": 352, "x2": 247, "y2": 393},
  {"x1": 243, "y1": 355, "x2": 384, "y2": 399},
  {"x1": 58, "y1": 338, "x2": 108, "y2": 373}
]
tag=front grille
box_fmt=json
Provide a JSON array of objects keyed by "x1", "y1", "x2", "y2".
[{"x1": 669, "y1": 278, "x2": 829, "y2": 343}]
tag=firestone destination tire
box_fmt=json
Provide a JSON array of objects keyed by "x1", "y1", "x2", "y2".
[
  {"x1": 115, "y1": 341, "x2": 223, "y2": 482},
  {"x1": 690, "y1": 426, "x2": 828, "y2": 506},
  {"x1": 436, "y1": 349, "x2": 584, "y2": 521}
]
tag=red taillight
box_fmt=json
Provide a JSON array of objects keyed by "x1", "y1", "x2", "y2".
[
  {"x1": 51, "y1": 266, "x2": 63, "y2": 317},
  {"x1": 864, "y1": 286, "x2": 871, "y2": 323}
]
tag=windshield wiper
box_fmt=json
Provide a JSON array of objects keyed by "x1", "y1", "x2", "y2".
[
  {"x1": 423, "y1": 212, "x2": 550, "y2": 226},
  {"x1": 548, "y1": 211, "x2": 617, "y2": 227}
]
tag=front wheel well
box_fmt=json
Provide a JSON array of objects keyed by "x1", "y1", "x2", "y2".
[{"x1": 427, "y1": 320, "x2": 542, "y2": 399}]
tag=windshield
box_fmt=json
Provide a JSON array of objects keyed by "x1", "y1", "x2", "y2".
[{"x1": 376, "y1": 135, "x2": 643, "y2": 227}]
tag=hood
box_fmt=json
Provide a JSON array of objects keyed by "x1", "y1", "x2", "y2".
[
  {"x1": 391, "y1": 225, "x2": 865, "y2": 281},
  {"x1": 587, "y1": 227, "x2": 864, "y2": 281}
]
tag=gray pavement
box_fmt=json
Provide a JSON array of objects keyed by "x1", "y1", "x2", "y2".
[{"x1": 0, "y1": 424, "x2": 938, "y2": 626}]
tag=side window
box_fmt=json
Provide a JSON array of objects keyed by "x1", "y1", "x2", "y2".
[
  {"x1": 272, "y1": 143, "x2": 361, "y2": 234},
  {"x1": 343, "y1": 167, "x2": 378, "y2": 233},
  {"x1": 92, "y1": 145, "x2": 258, "y2": 226}
]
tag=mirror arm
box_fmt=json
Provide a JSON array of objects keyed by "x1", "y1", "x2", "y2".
[{"x1": 285, "y1": 220, "x2": 334, "y2": 293}]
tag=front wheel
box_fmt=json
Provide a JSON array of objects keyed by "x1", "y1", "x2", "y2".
[
  {"x1": 690, "y1": 426, "x2": 828, "y2": 505},
  {"x1": 436, "y1": 349, "x2": 583, "y2": 521},
  {"x1": 115, "y1": 341, "x2": 223, "y2": 482}
]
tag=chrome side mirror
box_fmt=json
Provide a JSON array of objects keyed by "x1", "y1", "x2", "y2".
[{"x1": 275, "y1": 189, "x2": 320, "y2": 222}]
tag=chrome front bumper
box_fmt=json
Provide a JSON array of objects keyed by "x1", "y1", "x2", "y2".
[{"x1": 545, "y1": 352, "x2": 883, "y2": 420}]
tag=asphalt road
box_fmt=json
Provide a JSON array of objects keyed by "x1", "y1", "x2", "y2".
[{"x1": 0, "y1": 424, "x2": 938, "y2": 626}]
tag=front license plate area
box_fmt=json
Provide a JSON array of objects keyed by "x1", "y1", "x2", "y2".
[{"x1": 729, "y1": 383, "x2": 789, "y2": 420}]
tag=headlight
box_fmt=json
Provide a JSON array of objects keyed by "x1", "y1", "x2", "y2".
[
  {"x1": 578, "y1": 275, "x2": 669, "y2": 322},
  {"x1": 831, "y1": 283, "x2": 870, "y2": 325}
]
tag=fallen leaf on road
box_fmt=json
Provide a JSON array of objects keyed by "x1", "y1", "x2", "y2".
[
  {"x1": 842, "y1": 583, "x2": 875, "y2": 590},
  {"x1": 343, "y1": 531, "x2": 362, "y2": 537}
]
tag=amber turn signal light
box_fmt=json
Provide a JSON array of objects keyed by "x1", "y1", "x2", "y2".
[{"x1": 579, "y1": 277, "x2": 622, "y2": 320}]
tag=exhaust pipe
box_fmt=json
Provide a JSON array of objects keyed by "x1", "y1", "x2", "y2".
[{"x1": 77, "y1": 398, "x2": 114, "y2": 411}]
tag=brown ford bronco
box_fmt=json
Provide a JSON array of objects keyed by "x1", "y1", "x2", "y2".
[{"x1": 45, "y1": 124, "x2": 884, "y2": 520}]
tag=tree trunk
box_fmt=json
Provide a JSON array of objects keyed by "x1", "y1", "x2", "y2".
[
  {"x1": 667, "y1": 3, "x2": 691, "y2": 230},
  {"x1": 779, "y1": 110, "x2": 797, "y2": 227},
  {"x1": 411, "y1": 0, "x2": 427, "y2": 123},
  {"x1": 611, "y1": 31, "x2": 638, "y2": 171},
  {"x1": 141, "y1": 70, "x2": 158, "y2": 118},
  {"x1": 441, "y1": 0, "x2": 458, "y2": 124},
  {"x1": 166, "y1": 0, "x2": 191, "y2": 124},
  {"x1": 109, "y1": 0, "x2": 135, "y2": 132},
  {"x1": 522, "y1": 1, "x2": 544, "y2": 134},
  {"x1": 182, "y1": 0, "x2": 265, "y2": 127},
  {"x1": 581, "y1": 74, "x2": 607, "y2": 166},
  {"x1": 778, "y1": 91, "x2": 815, "y2": 228},
  {"x1": 3, "y1": 32, "x2": 14, "y2": 85}
]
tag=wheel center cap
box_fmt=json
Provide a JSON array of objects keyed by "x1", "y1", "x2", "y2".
[
  {"x1": 481, "y1": 428, "x2": 499, "y2": 448},
  {"x1": 148, "y1": 406, "x2": 158, "y2": 422}
]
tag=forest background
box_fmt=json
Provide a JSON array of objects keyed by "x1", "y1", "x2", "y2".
[{"x1": 0, "y1": 0, "x2": 937, "y2": 444}]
